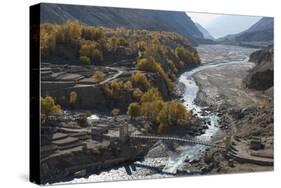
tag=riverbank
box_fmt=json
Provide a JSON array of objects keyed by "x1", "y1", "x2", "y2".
[{"x1": 192, "y1": 57, "x2": 273, "y2": 173}]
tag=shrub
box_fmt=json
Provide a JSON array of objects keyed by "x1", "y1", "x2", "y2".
[
  {"x1": 80, "y1": 56, "x2": 91, "y2": 65},
  {"x1": 112, "y1": 108, "x2": 120, "y2": 118},
  {"x1": 127, "y1": 102, "x2": 141, "y2": 119},
  {"x1": 41, "y1": 96, "x2": 62, "y2": 115},
  {"x1": 93, "y1": 70, "x2": 105, "y2": 82}
]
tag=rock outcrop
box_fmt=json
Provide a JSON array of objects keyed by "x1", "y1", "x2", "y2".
[{"x1": 245, "y1": 48, "x2": 273, "y2": 90}]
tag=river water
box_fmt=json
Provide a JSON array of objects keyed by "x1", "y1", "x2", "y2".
[{"x1": 56, "y1": 45, "x2": 257, "y2": 184}]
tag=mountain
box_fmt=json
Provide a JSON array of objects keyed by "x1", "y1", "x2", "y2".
[
  {"x1": 218, "y1": 17, "x2": 273, "y2": 47},
  {"x1": 195, "y1": 23, "x2": 214, "y2": 40},
  {"x1": 39, "y1": 3, "x2": 211, "y2": 44}
]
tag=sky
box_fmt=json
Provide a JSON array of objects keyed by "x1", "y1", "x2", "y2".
[{"x1": 187, "y1": 12, "x2": 262, "y2": 39}]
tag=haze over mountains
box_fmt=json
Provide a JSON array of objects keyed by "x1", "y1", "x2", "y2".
[
  {"x1": 40, "y1": 3, "x2": 212, "y2": 44},
  {"x1": 217, "y1": 17, "x2": 273, "y2": 47},
  {"x1": 195, "y1": 23, "x2": 215, "y2": 40},
  {"x1": 188, "y1": 12, "x2": 261, "y2": 39}
]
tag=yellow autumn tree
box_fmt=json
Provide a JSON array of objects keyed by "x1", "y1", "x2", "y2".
[
  {"x1": 132, "y1": 71, "x2": 150, "y2": 90},
  {"x1": 93, "y1": 70, "x2": 105, "y2": 82},
  {"x1": 41, "y1": 96, "x2": 62, "y2": 115}
]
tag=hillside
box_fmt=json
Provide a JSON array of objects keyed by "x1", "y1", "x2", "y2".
[
  {"x1": 195, "y1": 23, "x2": 214, "y2": 40},
  {"x1": 218, "y1": 17, "x2": 273, "y2": 47},
  {"x1": 39, "y1": 3, "x2": 211, "y2": 44},
  {"x1": 244, "y1": 48, "x2": 273, "y2": 90}
]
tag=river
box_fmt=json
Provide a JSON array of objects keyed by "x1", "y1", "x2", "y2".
[{"x1": 56, "y1": 45, "x2": 257, "y2": 184}]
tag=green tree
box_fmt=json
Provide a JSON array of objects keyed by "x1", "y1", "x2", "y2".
[
  {"x1": 80, "y1": 56, "x2": 91, "y2": 65},
  {"x1": 127, "y1": 102, "x2": 141, "y2": 119}
]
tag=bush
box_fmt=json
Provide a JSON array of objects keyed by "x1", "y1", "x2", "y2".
[
  {"x1": 80, "y1": 56, "x2": 91, "y2": 65},
  {"x1": 127, "y1": 102, "x2": 141, "y2": 119},
  {"x1": 112, "y1": 108, "x2": 120, "y2": 117},
  {"x1": 41, "y1": 96, "x2": 62, "y2": 115},
  {"x1": 93, "y1": 70, "x2": 105, "y2": 82}
]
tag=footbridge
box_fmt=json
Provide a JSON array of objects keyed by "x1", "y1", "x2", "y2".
[{"x1": 118, "y1": 125, "x2": 225, "y2": 150}]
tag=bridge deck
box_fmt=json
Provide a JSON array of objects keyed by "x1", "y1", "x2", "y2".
[{"x1": 129, "y1": 135, "x2": 225, "y2": 149}]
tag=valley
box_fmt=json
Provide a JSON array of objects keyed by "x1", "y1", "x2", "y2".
[{"x1": 35, "y1": 4, "x2": 274, "y2": 185}]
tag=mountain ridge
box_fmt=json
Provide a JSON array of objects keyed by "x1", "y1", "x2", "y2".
[
  {"x1": 40, "y1": 3, "x2": 213, "y2": 44},
  {"x1": 217, "y1": 17, "x2": 273, "y2": 47},
  {"x1": 195, "y1": 23, "x2": 215, "y2": 40}
]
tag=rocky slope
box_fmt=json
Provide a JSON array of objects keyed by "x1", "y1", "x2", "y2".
[
  {"x1": 195, "y1": 23, "x2": 215, "y2": 40},
  {"x1": 39, "y1": 3, "x2": 212, "y2": 44},
  {"x1": 244, "y1": 48, "x2": 273, "y2": 90}
]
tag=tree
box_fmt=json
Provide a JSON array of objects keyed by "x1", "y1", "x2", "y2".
[
  {"x1": 175, "y1": 46, "x2": 199, "y2": 64},
  {"x1": 93, "y1": 70, "x2": 105, "y2": 82},
  {"x1": 140, "y1": 87, "x2": 162, "y2": 103},
  {"x1": 69, "y1": 91, "x2": 78, "y2": 108},
  {"x1": 133, "y1": 88, "x2": 143, "y2": 100},
  {"x1": 91, "y1": 49, "x2": 103, "y2": 63},
  {"x1": 80, "y1": 56, "x2": 91, "y2": 65},
  {"x1": 157, "y1": 100, "x2": 190, "y2": 128},
  {"x1": 132, "y1": 71, "x2": 150, "y2": 90},
  {"x1": 81, "y1": 26, "x2": 104, "y2": 41},
  {"x1": 136, "y1": 57, "x2": 158, "y2": 72},
  {"x1": 127, "y1": 102, "x2": 141, "y2": 119},
  {"x1": 56, "y1": 21, "x2": 81, "y2": 44},
  {"x1": 141, "y1": 100, "x2": 164, "y2": 123},
  {"x1": 41, "y1": 96, "x2": 62, "y2": 115},
  {"x1": 167, "y1": 101, "x2": 188, "y2": 126}
]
